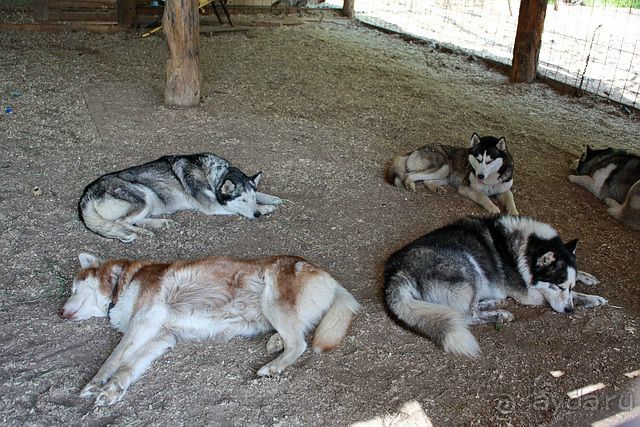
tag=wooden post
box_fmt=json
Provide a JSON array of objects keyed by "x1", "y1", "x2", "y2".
[
  {"x1": 343, "y1": 0, "x2": 354, "y2": 18},
  {"x1": 510, "y1": 0, "x2": 547, "y2": 83},
  {"x1": 35, "y1": 0, "x2": 48, "y2": 22},
  {"x1": 117, "y1": 0, "x2": 137, "y2": 28},
  {"x1": 163, "y1": 0, "x2": 202, "y2": 107}
]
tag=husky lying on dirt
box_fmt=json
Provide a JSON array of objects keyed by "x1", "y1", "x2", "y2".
[
  {"x1": 384, "y1": 215, "x2": 607, "y2": 358},
  {"x1": 79, "y1": 153, "x2": 282, "y2": 243},
  {"x1": 61, "y1": 253, "x2": 360, "y2": 406},
  {"x1": 385, "y1": 133, "x2": 518, "y2": 215},
  {"x1": 569, "y1": 146, "x2": 640, "y2": 231}
]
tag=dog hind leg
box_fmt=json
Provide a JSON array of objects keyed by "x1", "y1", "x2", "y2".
[{"x1": 257, "y1": 316, "x2": 307, "y2": 376}]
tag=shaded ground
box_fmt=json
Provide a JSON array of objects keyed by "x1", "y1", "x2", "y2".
[{"x1": 0, "y1": 19, "x2": 639, "y2": 425}]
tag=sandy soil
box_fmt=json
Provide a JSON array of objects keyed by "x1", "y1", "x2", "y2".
[{"x1": 0, "y1": 19, "x2": 639, "y2": 426}]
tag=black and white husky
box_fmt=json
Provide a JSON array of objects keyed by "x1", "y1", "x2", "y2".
[
  {"x1": 385, "y1": 134, "x2": 518, "y2": 215},
  {"x1": 79, "y1": 153, "x2": 282, "y2": 242},
  {"x1": 384, "y1": 215, "x2": 607, "y2": 357},
  {"x1": 569, "y1": 146, "x2": 640, "y2": 231}
]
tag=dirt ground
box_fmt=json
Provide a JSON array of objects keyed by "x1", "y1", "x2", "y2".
[{"x1": 1, "y1": 18, "x2": 639, "y2": 426}]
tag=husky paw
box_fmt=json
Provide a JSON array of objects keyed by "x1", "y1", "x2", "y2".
[
  {"x1": 119, "y1": 234, "x2": 137, "y2": 244},
  {"x1": 604, "y1": 198, "x2": 620, "y2": 208},
  {"x1": 486, "y1": 204, "x2": 501, "y2": 215},
  {"x1": 425, "y1": 182, "x2": 447, "y2": 195},
  {"x1": 140, "y1": 218, "x2": 179, "y2": 230},
  {"x1": 403, "y1": 178, "x2": 416, "y2": 192},
  {"x1": 568, "y1": 175, "x2": 580, "y2": 183},
  {"x1": 135, "y1": 228, "x2": 155, "y2": 238},
  {"x1": 583, "y1": 296, "x2": 608, "y2": 309},
  {"x1": 94, "y1": 381, "x2": 126, "y2": 406},
  {"x1": 258, "y1": 204, "x2": 277, "y2": 215},
  {"x1": 577, "y1": 271, "x2": 600, "y2": 286},
  {"x1": 257, "y1": 363, "x2": 284, "y2": 377},
  {"x1": 507, "y1": 207, "x2": 519, "y2": 215},
  {"x1": 266, "y1": 333, "x2": 284, "y2": 355},
  {"x1": 496, "y1": 310, "x2": 515, "y2": 322},
  {"x1": 79, "y1": 381, "x2": 103, "y2": 398}
]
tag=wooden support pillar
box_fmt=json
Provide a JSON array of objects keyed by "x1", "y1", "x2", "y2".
[
  {"x1": 117, "y1": 0, "x2": 137, "y2": 28},
  {"x1": 510, "y1": 0, "x2": 547, "y2": 83},
  {"x1": 343, "y1": 0, "x2": 354, "y2": 19},
  {"x1": 35, "y1": 0, "x2": 48, "y2": 22},
  {"x1": 163, "y1": 0, "x2": 202, "y2": 107}
]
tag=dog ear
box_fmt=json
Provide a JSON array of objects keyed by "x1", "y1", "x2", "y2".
[
  {"x1": 221, "y1": 180, "x2": 235, "y2": 195},
  {"x1": 586, "y1": 145, "x2": 592, "y2": 156},
  {"x1": 469, "y1": 133, "x2": 481, "y2": 147},
  {"x1": 536, "y1": 251, "x2": 556, "y2": 267},
  {"x1": 78, "y1": 253, "x2": 100, "y2": 269},
  {"x1": 251, "y1": 172, "x2": 262, "y2": 186},
  {"x1": 496, "y1": 137, "x2": 506, "y2": 151},
  {"x1": 564, "y1": 239, "x2": 579, "y2": 255}
]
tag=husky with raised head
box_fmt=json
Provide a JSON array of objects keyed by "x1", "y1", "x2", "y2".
[
  {"x1": 384, "y1": 215, "x2": 607, "y2": 358},
  {"x1": 79, "y1": 153, "x2": 283, "y2": 243},
  {"x1": 569, "y1": 146, "x2": 640, "y2": 231},
  {"x1": 61, "y1": 253, "x2": 360, "y2": 406},
  {"x1": 385, "y1": 133, "x2": 518, "y2": 215}
]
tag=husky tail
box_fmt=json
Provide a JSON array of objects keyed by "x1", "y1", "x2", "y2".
[
  {"x1": 384, "y1": 272, "x2": 480, "y2": 358},
  {"x1": 79, "y1": 195, "x2": 138, "y2": 243},
  {"x1": 384, "y1": 155, "x2": 409, "y2": 187},
  {"x1": 312, "y1": 285, "x2": 361, "y2": 353},
  {"x1": 605, "y1": 180, "x2": 640, "y2": 231}
]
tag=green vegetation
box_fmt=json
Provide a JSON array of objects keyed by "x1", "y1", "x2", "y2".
[{"x1": 550, "y1": 0, "x2": 640, "y2": 8}]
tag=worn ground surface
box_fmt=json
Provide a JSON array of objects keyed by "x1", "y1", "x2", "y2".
[{"x1": 0, "y1": 18, "x2": 639, "y2": 426}]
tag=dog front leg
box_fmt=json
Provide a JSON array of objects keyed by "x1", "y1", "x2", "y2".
[
  {"x1": 573, "y1": 292, "x2": 608, "y2": 309},
  {"x1": 577, "y1": 270, "x2": 600, "y2": 286},
  {"x1": 568, "y1": 174, "x2": 595, "y2": 192},
  {"x1": 459, "y1": 186, "x2": 501, "y2": 214},
  {"x1": 94, "y1": 333, "x2": 176, "y2": 406},
  {"x1": 256, "y1": 192, "x2": 283, "y2": 206},
  {"x1": 80, "y1": 308, "x2": 167, "y2": 400},
  {"x1": 497, "y1": 191, "x2": 519, "y2": 215}
]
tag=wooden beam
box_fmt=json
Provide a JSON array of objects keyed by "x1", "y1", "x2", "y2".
[
  {"x1": 343, "y1": 0, "x2": 354, "y2": 18},
  {"x1": 510, "y1": 0, "x2": 547, "y2": 82},
  {"x1": 116, "y1": 0, "x2": 136, "y2": 27},
  {"x1": 35, "y1": 0, "x2": 49, "y2": 22},
  {"x1": 163, "y1": 0, "x2": 202, "y2": 107}
]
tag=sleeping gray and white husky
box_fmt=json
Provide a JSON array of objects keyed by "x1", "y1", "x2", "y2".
[
  {"x1": 384, "y1": 215, "x2": 607, "y2": 358},
  {"x1": 385, "y1": 134, "x2": 518, "y2": 215},
  {"x1": 569, "y1": 146, "x2": 640, "y2": 231},
  {"x1": 79, "y1": 153, "x2": 282, "y2": 242}
]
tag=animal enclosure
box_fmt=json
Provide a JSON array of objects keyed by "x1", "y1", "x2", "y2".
[{"x1": 351, "y1": 0, "x2": 640, "y2": 109}]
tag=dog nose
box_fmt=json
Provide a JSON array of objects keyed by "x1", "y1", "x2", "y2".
[
  {"x1": 253, "y1": 211, "x2": 261, "y2": 218},
  {"x1": 477, "y1": 174, "x2": 485, "y2": 180},
  {"x1": 58, "y1": 308, "x2": 65, "y2": 318},
  {"x1": 564, "y1": 306, "x2": 574, "y2": 314}
]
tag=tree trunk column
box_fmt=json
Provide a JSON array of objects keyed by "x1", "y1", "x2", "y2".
[
  {"x1": 163, "y1": 0, "x2": 202, "y2": 107},
  {"x1": 510, "y1": 0, "x2": 547, "y2": 83}
]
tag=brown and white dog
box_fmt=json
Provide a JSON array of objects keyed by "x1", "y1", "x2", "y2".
[{"x1": 61, "y1": 253, "x2": 360, "y2": 406}]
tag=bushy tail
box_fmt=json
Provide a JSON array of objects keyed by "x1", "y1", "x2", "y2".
[
  {"x1": 385, "y1": 273, "x2": 480, "y2": 358},
  {"x1": 80, "y1": 196, "x2": 136, "y2": 243},
  {"x1": 312, "y1": 285, "x2": 360, "y2": 353},
  {"x1": 605, "y1": 180, "x2": 640, "y2": 231},
  {"x1": 384, "y1": 155, "x2": 408, "y2": 187}
]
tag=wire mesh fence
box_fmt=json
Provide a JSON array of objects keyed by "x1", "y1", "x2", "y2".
[{"x1": 352, "y1": 0, "x2": 640, "y2": 109}]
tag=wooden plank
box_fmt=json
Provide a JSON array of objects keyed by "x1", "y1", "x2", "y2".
[
  {"x1": 49, "y1": 1, "x2": 116, "y2": 9},
  {"x1": 49, "y1": 10, "x2": 117, "y2": 21},
  {"x1": 0, "y1": 22, "x2": 123, "y2": 32},
  {"x1": 510, "y1": 0, "x2": 547, "y2": 82}
]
